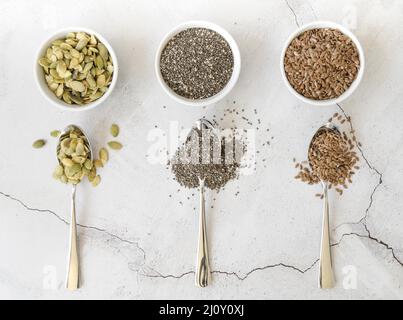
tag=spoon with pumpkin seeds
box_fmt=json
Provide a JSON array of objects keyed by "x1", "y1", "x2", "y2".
[{"x1": 56, "y1": 125, "x2": 93, "y2": 290}]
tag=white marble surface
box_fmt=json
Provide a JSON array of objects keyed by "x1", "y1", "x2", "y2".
[{"x1": 0, "y1": 0, "x2": 402, "y2": 300}]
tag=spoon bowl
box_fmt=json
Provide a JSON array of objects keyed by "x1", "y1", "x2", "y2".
[
  {"x1": 57, "y1": 125, "x2": 93, "y2": 162},
  {"x1": 308, "y1": 123, "x2": 341, "y2": 171}
]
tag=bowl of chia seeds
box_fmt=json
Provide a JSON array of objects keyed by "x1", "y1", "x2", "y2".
[{"x1": 155, "y1": 21, "x2": 241, "y2": 106}]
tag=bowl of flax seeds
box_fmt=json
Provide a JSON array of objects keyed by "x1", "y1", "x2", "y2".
[{"x1": 280, "y1": 21, "x2": 365, "y2": 106}]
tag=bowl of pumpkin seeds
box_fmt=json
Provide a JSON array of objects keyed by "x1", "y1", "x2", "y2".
[{"x1": 35, "y1": 28, "x2": 118, "y2": 111}]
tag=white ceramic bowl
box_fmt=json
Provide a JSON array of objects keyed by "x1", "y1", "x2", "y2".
[
  {"x1": 280, "y1": 21, "x2": 365, "y2": 106},
  {"x1": 155, "y1": 21, "x2": 241, "y2": 107},
  {"x1": 34, "y1": 27, "x2": 118, "y2": 112}
]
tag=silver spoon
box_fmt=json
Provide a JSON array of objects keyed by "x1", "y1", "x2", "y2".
[
  {"x1": 57, "y1": 125, "x2": 93, "y2": 291},
  {"x1": 192, "y1": 119, "x2": 217, "y2": 287},
  {"x1": 308, "y1": 123, "x2": 340, "y2": 289}
]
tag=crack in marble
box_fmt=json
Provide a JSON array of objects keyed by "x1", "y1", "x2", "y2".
[
  {"x1": 2, "y1": 189, "x2": 320, "y2": 281},
  {"x1": 213, "y1": 259, "x2": 319, "y2": 281},
  {"x1": 285, "y1": 0, "x2": 301, "y2": 27},
  {"x1": 332, "y1": 231, "x2": 403, "y2": 267},
  {"x1": 0, "y1": 190, "x2": 146, "y2": 260},
  {"x1": 307, "y1": 1, "x2": 318, "y2": 20},
  {"x1": 328, "y1": 104, "x2": 402, "y2": 268},
  {"x1": 335, "y1": 103, "x2": 384, "y2": 228},
  {"x1": 2, "y1": 103, "x2": 401, "y2": 283},
  {"x1": 141, "y1": 270, "x2": 194, "y2": 280},
  {"x1": 142, "y1": 260, "x2": 319, "y2": 281}
]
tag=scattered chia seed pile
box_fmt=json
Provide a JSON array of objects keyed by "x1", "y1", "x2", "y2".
[
  {"x1": 160, "y1": 28, "x2": 234, "y2": 100},
  {"x1": 160, "y1": 102, "x2": 273, "y2": 207},
  {"x1": 170, "y1": 127, "x2": 244, "y2": 190}
]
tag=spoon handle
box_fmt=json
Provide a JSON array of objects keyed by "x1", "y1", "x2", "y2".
[
  {"x1": 319, "y1": 183, "x2": 334, "y2": 289},
  {"x1": 195, "y1": 179, "x2": 211, "y2": 287},
  {"x1": 66, "y1": 185, "x2": 79, "y2": 290}
]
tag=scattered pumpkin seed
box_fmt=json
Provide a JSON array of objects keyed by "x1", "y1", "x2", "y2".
[
  {"x1": 108, "y1": 141, "x2": 123, "y2": 150},
  {"x1": 50, "y1": 130, "x2": 61, "y2": 137},
  {"x1": 91, "y1": 175, "x2": 101, "y2": 187},
  {"x1": 33, "y1": 139, "x2": 46, "y2": 149},
  {"x1": 99, "y1": 148, "x2": 109, "y2": 165},
  {"x1": 94, "y1": 159, "x2": 104, "y2": 168},
  {"x1": 110, "y1": 124, "x2": 119, "y2": 137}
]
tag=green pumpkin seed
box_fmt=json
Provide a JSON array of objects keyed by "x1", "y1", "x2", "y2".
[
  {"x1": 94, "y1": 159, "x2": 103, "y2": 168},
  {"x1": 60, "y1": 175, "x2": 68, "y2": 184},
  {"x1": 108, "y1": 141, "x2": 123, "y2": 150},
  {"x1": 99, "y1": 148, "x2": 109, "y2": 165},
  {"x1": 91, "y1": 175, "x2": 101, "y2": 187},
  {"x1": 72, "y1": 156, "x2": 86, "y2": 164},
  {"x1": 98, "y1": 43, "x2": 108, "y2": 61},
  {"x1": 33, "y1": 139, "x2": 46, "y2": 149},
  {"x1": 65, "y1": 38, "x2": 77, "y2": 46},
  {"x1": 83, "y1": 62, "x2": 93, "y2": 74},
  {"x1": 106, "y1": 62, "x2": 114, "y2": 73},
  {"x1": 53, "y1": 165, "x2": 64, "y2": 179},
  {"x1": 56, "y1": 84, "x2": 64, "y2": 97},
  {"x1": 38, "y1": 57, "x2": 50, "y2": 68},
  {"x1": 110, "y1": 124, "x2": 119, "y2": 137},
  {"x1": 84, "y1": 159, "x2": 93, "y2": 170},
  {"x1": 88, "y1": 168, "x2": 97, "y2": 182},
  {"x1": 70, "y1": 81, "x2": 85, "y2": 92},
  {"x1": 62, "y1": 91, "x2": 72, "y2": 104},
  {"x1": 49, "y1": 82, "x2": 59, "y2": 91},
  {"x1": 50, "y1": 130, "x2": 61, "y2": 137},
  {"x1": 95, "y1": 55, "x2": 104, "y2": 69},
  {"x1": 96, "y1": 74, "x2": 106, "y2": 87},
  {"x1": 75, "y1": 142, "x2": 85, "y2": 156},
  {"x1": 86, "y1": 73, "x2": 96, "y2": 88},
  {"x1": 52, "y1": 39, "x2": 64, "y2": 46},
  {"x1": 60, "y1": 43, "x2": 73, "y2": 50},
  {"x1": 62, "y1": 158, "x2": 74, "y2": 167},
  {"x1": 76, "y1": 38, "x2": 89, "y2": 51},
  {"x1": 90, "y1": 34, "x2": 97, "y2": 45},
  {"x1": 89, "y1": 91, "x2": 103, "y2": 101}
]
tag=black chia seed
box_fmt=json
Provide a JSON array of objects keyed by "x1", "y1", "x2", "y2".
[
  {"x1": 170, "y1": 127, "x2": 244, "y2": 190},
  {"x1": 160, "y1": 28, "x2": 234, "y2": 100}
]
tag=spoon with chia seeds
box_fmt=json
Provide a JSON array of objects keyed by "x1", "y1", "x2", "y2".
[
  {"x1": 192, "y1": 119, "x2": 217, "y2": 287},
  {"x1": 308, "y1": 123, "x2": 340, "y2": 289},
  {"x1": 57, "y1": 125, "x2": 93, "y2": 291}
]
